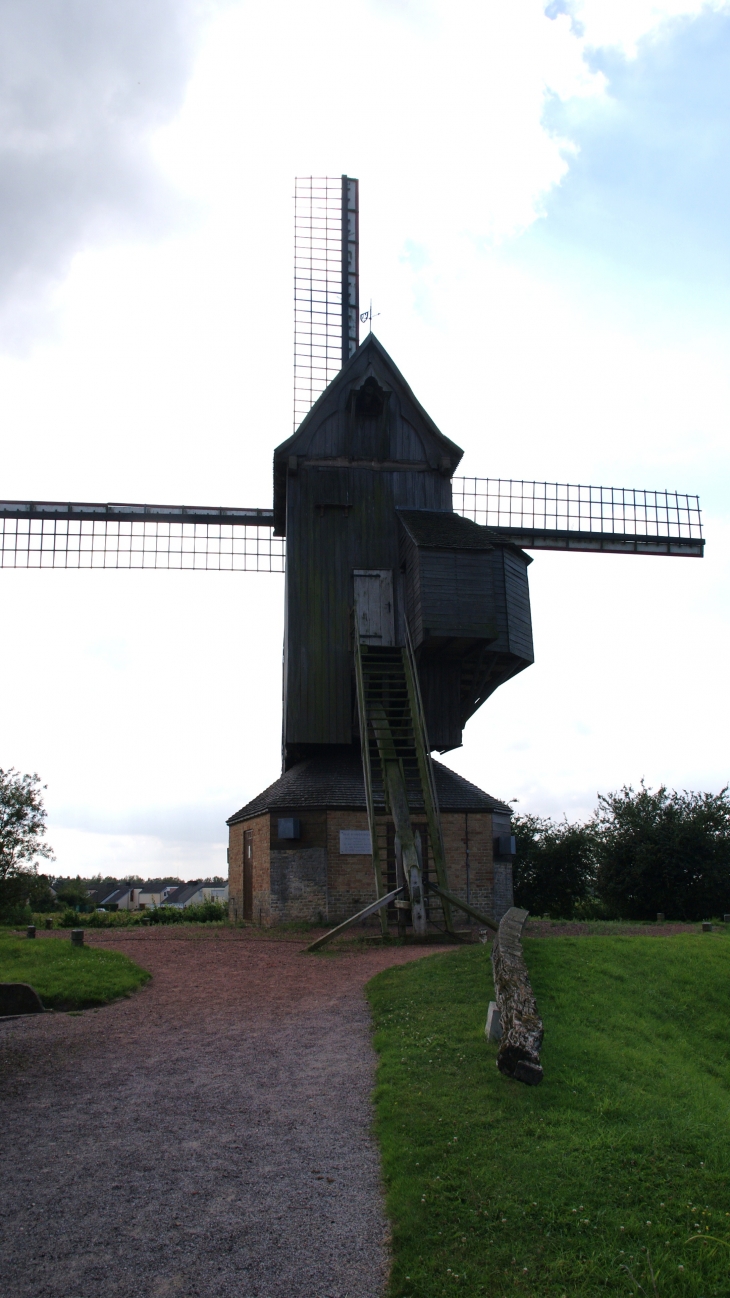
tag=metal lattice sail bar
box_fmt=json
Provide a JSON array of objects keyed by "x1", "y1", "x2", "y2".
[
  {"x1": 0, "y1": 501, "x2": 284, "y2": 571},
  {"x1": 293, "y1": 175, "x2": 358, "y2": 430},
  {"x1": 452, "y1": 478, "x2": 704, "y2": 557}
]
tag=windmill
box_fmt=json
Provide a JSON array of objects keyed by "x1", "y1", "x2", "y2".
[{"x1": 0, "y1": 176, "x2": 705, "y2": 946}]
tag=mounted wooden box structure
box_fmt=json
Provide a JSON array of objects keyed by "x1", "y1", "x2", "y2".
[{"x1": 397, "y1": 508, "x2": 532, "y2": 751}]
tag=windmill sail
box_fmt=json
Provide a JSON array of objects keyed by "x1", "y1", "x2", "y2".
[
  {"x1": 293, "y1": 175, "x2": 359, "y2": 429},
  {"x1": 0, "y1": 475, "x2": 703, "y2": 569}
]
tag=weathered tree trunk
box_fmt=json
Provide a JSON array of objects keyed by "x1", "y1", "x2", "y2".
[{"x1": 491, "y1": 907, "x2": 543, "y2": 1085}]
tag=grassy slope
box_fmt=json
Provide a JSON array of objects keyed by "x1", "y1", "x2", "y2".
[
  {"x1": 367, "y1": 937, "x2": 730, "y2": 1297},
  {"x1": 0, "y1": 934, "x2": 150, "y2": 1009}
]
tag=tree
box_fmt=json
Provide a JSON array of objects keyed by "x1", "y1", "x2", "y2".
[
  {"x1": 54, "y1": 880, "x2": 93, "y2": 911},
  {"x1": 0, "y1": 768, "x2": 54, "y2": 918},
  {"x1": 594, "y1": 783, "x2": 730, "y2": 921},
  {"x1": 512, "y1": 813, "x2": 597, "y2": 919}
]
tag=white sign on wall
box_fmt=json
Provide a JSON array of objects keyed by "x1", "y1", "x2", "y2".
[{"x1": 339, "y1": 829, "x2": 372, "y2": 855}]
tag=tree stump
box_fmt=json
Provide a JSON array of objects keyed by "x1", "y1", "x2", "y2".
[{"x1": 491, "y1": 907, "x2": 543, "y2": 1085}]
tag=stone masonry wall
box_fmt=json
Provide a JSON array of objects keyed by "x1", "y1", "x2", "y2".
[
  {"x1": 492, "y1": 861, "x2": 515, "y2": 921},
  {"x1": 326, "y1": 809, "x2": 378, "y2": 924},
  {"x1": 248, "y1": 813, "x2": 272, "y2": 925},
  {"x1": 227, "y1": 814, "x2": 271, "y2": 924},
  {"x1": 227, "y1": 822, "x2": 244, "y2": 921},
  {"x1": 229, "y1": 805, "x2": 513, "y2": 927},
  {"x1": 269, "y1": 848, "x2": 327, "y2": 924},
  {"x1": 441, "y1": 812, "x2": 495, "y2": 923}
]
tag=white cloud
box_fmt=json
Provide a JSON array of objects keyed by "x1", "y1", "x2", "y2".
[
  {"x1": 564, "y1": 0, "x2": 730, "y2": 57},
  {"x1": 0, "y1": 0, "x2": 219, "y2": 345}
]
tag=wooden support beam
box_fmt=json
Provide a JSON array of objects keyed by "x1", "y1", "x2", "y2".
[
  {"x1": 402, "y1": 633, "x2": 455, "y2": 933},
  {"x1": 304, "y1": 887, "x2": 404, "y2": 953},
  {"x1": 426, "y1": 881, "x2": 498, "y2": 932},
  {"x1": 370, "y1": 701, "x2": 428, "y2": 936},
  {"x1": 354, "y1": 635, "x2": 388, "y2": 937}
]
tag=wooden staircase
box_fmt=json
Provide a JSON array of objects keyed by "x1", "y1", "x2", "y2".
[
  {"x1": 306, "y1": 627, "x2": 499, "y2": 951},
  {"x1": 354, "y1": 628, "x2": 454, "y2": 935}
]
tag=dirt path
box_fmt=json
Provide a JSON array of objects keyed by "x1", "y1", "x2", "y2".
[{"x1": 0, "y1": 930, "x2": 451, "y2": 1298}]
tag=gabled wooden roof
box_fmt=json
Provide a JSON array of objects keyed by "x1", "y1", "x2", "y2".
[{"x1": 273, "y1": 334, "x2": 464, "y2": 534}]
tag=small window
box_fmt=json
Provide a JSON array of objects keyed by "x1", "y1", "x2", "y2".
[{"x1": 278, "y1": 817, "x2": 301, "y2": 840}]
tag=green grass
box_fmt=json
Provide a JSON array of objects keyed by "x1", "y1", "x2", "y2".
[
  {"x1": 366, "y1": 936, "x2": 730, "y2": 1297},
  {"x1": 0, "y1": 933, "x2": 151, "y2": 1009}
]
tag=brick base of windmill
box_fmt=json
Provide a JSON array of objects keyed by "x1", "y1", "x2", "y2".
[{"x1": 226, "y1": 747, "x2": 515, "y2": 931}]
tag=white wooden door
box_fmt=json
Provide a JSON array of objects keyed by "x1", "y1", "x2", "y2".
[{"x1": 353, "y1": 570, "x2": 395, "y2": 646}]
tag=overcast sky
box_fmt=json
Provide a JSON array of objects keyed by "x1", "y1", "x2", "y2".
[{"x1": 2, "y1": 0, "x2": 729, "y2": 880}]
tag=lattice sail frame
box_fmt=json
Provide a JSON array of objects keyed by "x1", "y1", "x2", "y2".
[
  {"x1": 0, "y1": 507, "x2": 285, "y2": 571},
  {"x1": 293, "y1": 175, "x2": 358, "y2": 430},
  {"x1": 0, "y1": 477, "x2": 703, "y2": 570},
  {"x1": 452, "y1": 479, "x2": 703, "y2": 539}
]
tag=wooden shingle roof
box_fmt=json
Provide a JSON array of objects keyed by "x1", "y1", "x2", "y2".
[
  {"x1": 226, "y1": 747, "x2": 511, "y2": 824},
  {"x1": 397, "y1": 508, "x2": 495, "y2": 550}
]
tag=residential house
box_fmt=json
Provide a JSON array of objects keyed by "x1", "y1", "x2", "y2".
[
  {"x1": 98, "y1": 885, "x2": 142, "y2": 912},
  {"x1": 163, "y1": 882, "x2": 228, "y2": 909},
  {"x1": 136, "y1": 881, "x2": 178, "y2": 910}
]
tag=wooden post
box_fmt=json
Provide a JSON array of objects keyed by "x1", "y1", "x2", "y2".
[
  {"x1": 381, "y1": 753, "x2": 427, "y2": 936},
  {"x1": 394, "y1": 835, "x2": 408, "y2": 937},
  {"x1": 354, "y1": 636, "x2": 389, "y2": 938},
  {"x1": 26, "y1": 925, "x2": 36, "y2": 939},
  {"x1": 369, "y1": 699, "x2": 428, "y2": 937},
  {"x1": 402, "y1": 633, "x2": 455, "y2": 933},
  {"x1": 71, "y1": 929, "x2": 84, "y2": 946}
]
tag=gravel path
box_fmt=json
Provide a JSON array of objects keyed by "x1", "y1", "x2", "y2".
[{"x1": 0, "y1": 930, "x2": 449, "y2": 1298}]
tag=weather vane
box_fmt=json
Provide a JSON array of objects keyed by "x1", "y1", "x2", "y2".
[{"x1": 360, "y1": 300, "x2": 380, "y2": 333}]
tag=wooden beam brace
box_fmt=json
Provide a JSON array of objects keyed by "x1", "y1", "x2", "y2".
[
  {"x1": 425, "y1": 881, "x2": 498, "y2": 932},
  {"x1": 354, "y1": 634, "x2": 388, "y2": 936},
  {"x1": 304, "y1": 887, "x2": 404, "y2": 953}
]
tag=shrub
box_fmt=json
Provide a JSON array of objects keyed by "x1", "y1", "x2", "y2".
[
  {"x1": 594, "y1": 783, "x2": 730, "y2": 921},
  {"x1": 512, "y1": 813, "x2": 597, "y2": 919},
  {"x1": 57, "y1": 908, "x2": 147, "y2": 928},
  {"x1": 145, "y1": 900, "x2": 227, "y2": 924}
]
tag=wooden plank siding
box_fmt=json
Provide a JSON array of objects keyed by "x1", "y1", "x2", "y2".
[
  {"x1": 274, "y1": 334, "x2": 534, "y2": 764},
  {"x1": 283, "y1": 464, "x2": 452, "y2": 751},
  {"x1": 415, "y1": 549, "x2": 498, "y2": 641},
  {"x1": 504, "y1": 547, "x2": 534, "y2": 661}
]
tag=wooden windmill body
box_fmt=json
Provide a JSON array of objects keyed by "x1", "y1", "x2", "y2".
[
  {"x1": 227, "y1": 333, "x2": 532, "y2": 937},
  {"x1": 0, "y1": 176, "x2": 704, "y2": 940}
]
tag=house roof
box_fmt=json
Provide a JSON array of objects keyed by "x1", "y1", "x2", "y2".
[
  {"x1": 164, "y1": 883, "x2": 204, "y2": 905},
  {"x1": 227, "y1": 747, "x2": 511, "y2": 825},
  {"x1": 100, "y1": 887, "x2": 131, "y2": 905},
  {"x1": 85, "y1": 886, "x2": 108, "y2": 901}
]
